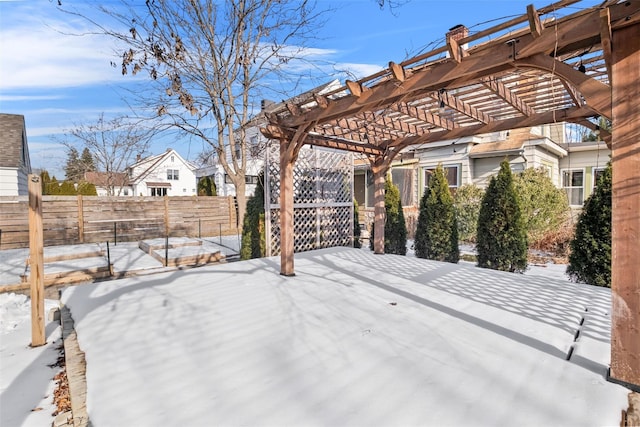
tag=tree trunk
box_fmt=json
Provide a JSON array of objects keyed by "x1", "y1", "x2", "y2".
[{"x1": 235, "y1": 180, "x2": 247, "y2": 232}]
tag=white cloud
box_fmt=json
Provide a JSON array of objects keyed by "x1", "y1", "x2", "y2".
[
  {"x1": 0, "y1": 3, "x2": 126, "y2": 91},
  {"x1": 334, "y1": 63, "x2": 385, "y2": 80},
  {"x1": 0, "y1": 94, "x2": 65, "y2": 102}
]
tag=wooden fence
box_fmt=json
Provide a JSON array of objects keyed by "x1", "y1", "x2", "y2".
[{"x1": 0, "y1": 195, "x2": 238, "y2": 249}]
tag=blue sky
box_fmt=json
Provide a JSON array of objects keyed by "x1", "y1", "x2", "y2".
[{"x1": 0, "y1": 0, "x2": 601, "y2": 178}]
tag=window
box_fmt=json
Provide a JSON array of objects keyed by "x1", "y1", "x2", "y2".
[
  {"x1": 150, "y1": 187, "x2": 167, "y2": 197},
  {"x1": 562, "y1": 169, "x2": 584, "y2": 205},
  {"x1": 123, "y1": 189, "x2": 129, "y2": 196},
  {"x1": 540, "y1": 163, "x2": 553, "y2": 178},
  {"x1": 424, "y1": 165, "x2": 459, "y2": 193},
  {"x1": 245, "y1": 175, "x2": 259, "y2": 185},
  {"x1": 593, "y1": 168, "x2": 605, "y2": 190},
  {"x1": 391, "y1": 168, "x2": 414, "y2": 206},
  {"x1": 167, "y1": 169, "x2": 179, "y2": 180}
]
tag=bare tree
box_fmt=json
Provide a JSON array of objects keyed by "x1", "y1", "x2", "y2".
[
  {"x1": 59, "y1": 0, "x2": 327, "y2": 224},
  {"x1": 60, "y1": 113, "x2": 154, "y2": 196}
]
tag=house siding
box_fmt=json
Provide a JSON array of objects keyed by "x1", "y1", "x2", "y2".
[
  {"x1": 559, "y1": 145, "x2": 610, "y2": 200},
  {"x1": 0, "y1": 113, "x2": 32, "y2": 196},
  {"x1": 130, "y1": 150, "x2": 197, "y2": 197},
  {"x1": 0, "y1": 168, "x2": 20, "y2": 196}
]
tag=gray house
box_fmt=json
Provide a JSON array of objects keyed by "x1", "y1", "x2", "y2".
[{"x1": 0, "y1": 114, "x2": 32, "y2": 196}]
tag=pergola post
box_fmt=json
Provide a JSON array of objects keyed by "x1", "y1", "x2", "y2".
[
  {"x1": 610, "y1": 23, "x2": 640, "y2": 389},
  {"x1": 371, "y1": 158, "x2": 387, "y2": 255},
  {"x1": 280, "y1": 139, "x2": 296, "y2": 276}
]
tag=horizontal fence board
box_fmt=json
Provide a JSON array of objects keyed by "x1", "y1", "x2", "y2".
[{"x1": 0, "y1": 195, "x2": 236, "y2": 249}]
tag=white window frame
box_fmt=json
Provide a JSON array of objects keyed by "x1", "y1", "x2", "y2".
[
  {"x1": 167, "y1": 169, "x2": 179, "y2": 180},
  {"x1": 423, "y1": 164, "x2": 460, "y2": 194},
  {"x1": 561, "y1": 168, "x2": 585, "y2": 206},
  {"x1": 592, "y1": 167, "x2": 606, "y2": 190}
]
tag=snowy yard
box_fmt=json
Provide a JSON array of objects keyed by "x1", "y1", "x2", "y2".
[
  {"x1": 1, "y1": 294, "x2": 62, "y2": 426},
  {"x1": 53, "y1": 247, "x2": 627, "y2": 426},
  {"x1": 0, "y1": 245, "x2": 630, "y2": 426}
]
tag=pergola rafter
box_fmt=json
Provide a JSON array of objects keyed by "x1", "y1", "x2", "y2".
[{"x1": 260, "y1": 0, "x2": 640, "y2": 390}]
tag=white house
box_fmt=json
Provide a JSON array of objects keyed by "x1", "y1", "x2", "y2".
[
  {"x1": 128, "y1": 149, "x2": 197, "y2": 197},
  {"x1": 0, "y1": 113, "x2": 32, "y2": 196},
  {"x1": 84, "y1": 171, "x2": 133, "y2": 197}
]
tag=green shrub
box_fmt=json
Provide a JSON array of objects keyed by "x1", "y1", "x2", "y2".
[
  {"x1": 514, "y1": 167, "x2": 570, "y2": 244},
  {"x1": 369, "y1": 177, "x2": 407, "y2": 255},
  {"x1": 453, "y1": 184, "x2": 484, "y2": 243},
  {"x1": 59, "y1": 180, "x2": 77, "y2": 195},
  {"x1": 414, "y1": 164, "x2": 459, "y2": 262},
  {"x1": 567, "y1": 163, "x2": 611, "y2": 287},
  {"x1": 353, "y1": 199, "x2": 362, "y2": 248},
  {"x1": 476, "y1": 160, "x2": 528, "y2": 273},
  {"x1": 77, "y1": 181, "x2": 98, "y2": 196},
  {"x1": 197, "y1": 175, "x2": 217, "y2": 196},
  {"x1": 240, "y1": 173, "x2": 266, "y2": 260}
]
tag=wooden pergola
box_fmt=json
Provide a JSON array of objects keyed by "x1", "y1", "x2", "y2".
[{"x1": 262, "y1": 0, "x2": 640, "y2": 389}]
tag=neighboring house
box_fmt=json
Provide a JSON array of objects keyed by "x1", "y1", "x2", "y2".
[
  {"x1": 84, "y1": 171, "x2": 133, "y2": 196},
  {"x1": 559, "y1": 140, "x2": 611, "y2": 206},
  {"x1": 0, "y1": 113, "x2": 32, "y2": 196},
  {"x1": 196, "y1": 79, "x2": 343, "y2": 197},
  {"x1": 354, "y1": 123, "x2": 609, "y2": 233},
  {"x1": 128, "y1": 149, "x2": 197, "y2": 197}
]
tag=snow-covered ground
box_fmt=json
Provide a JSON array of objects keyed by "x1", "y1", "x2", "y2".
[
  {"x1": 0, "y1": 293, "x2": 62, "y2": 426},
  {"x1": 60, "y1": 247, "x2": 626, "y2": 426},
  {"x1": 1, "y1": 242, "x2": 628, "y2": 426}
]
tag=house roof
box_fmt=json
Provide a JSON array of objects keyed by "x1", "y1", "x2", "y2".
[
  {"x1": 0, "y1": 113, "x2": 31, "y2": 171},
  {"x1": 129, "y1": 149, "x2": 196, "y2": 184},
  {"x1": 84, "y1": 171, "x2": 130, "y2": 187},
  {"x1": 468, "y1": 127, "x2": 533, "y2": 158}
]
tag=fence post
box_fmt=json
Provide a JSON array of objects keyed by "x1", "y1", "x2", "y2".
[
  {"x1": 113, "y1": 222, "x2": 117, "y2": 246},
  {"x1": 77, "y1": 194, "x2": 84, "y2": 243},
  {"x1": 198, "y1": 219, "x2": 201, "y2": 239},
  {"x1": 164, "y1": 196, "x2": 170, "y2": 237},
  {"x1": 106, "y1": 241, "x2": 113, "y2": 276},
  {"x1": 28, "y1": 174, "x2": 45, "y2": 347},
  {"x1": 165, "y1": 234, "x2": 169, "y2": 267}
]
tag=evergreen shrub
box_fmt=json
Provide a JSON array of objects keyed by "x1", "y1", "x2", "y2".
[
  {"x1": 414, "y1": 164, "x2": 459, "y2": 262},
  {"x1": 567, "y1": 163, "x2": 611, "y2": 287},
  {"x1": 240, "y1": 173, "x2": 266, "y2": 260},
  {"x1": 476, "y1": 160, "x2": 528, "y2": 273},
  {"x1": 453, "y1": 184, "x2": 484, "y2": 243},
  {"x1": 369, "y1": 177, "x2": 407, "y2": 255}
]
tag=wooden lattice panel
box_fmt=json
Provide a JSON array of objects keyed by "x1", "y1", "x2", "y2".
[{"x1": 265, "y1": 144, "x2": 353, "y2": 255}]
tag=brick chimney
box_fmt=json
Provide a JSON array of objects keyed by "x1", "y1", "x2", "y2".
[{"x1": 446, "y1": 24, "x2": 469, "y2": 43}]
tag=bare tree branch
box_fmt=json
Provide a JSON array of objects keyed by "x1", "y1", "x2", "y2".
[
  {"x1": 57, "y1": 0, "x2": 329, "y2": 222},
  {"x1": 57, "y1": 113, "x2": 155, "y2": 196}
]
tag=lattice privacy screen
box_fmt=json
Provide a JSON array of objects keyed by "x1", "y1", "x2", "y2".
[{"x1": 265, "y1": 143, "x2": 354, "y2": 256}]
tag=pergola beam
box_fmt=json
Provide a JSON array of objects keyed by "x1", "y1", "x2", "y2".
[
  {"x1": 527, "y1": 4, "x2": 543, "y2": 38},
  {"x1": 514, "y1": 54, "x2": 612, "y2": 119},
  {"x1": 387, "y1": 105, "x2": 595, "y2": 149},
  {"x1": 482, "y1": 77, "x2": 536, "y2": 116},
  {"x1": 440, "y1": 91, "x2": 493, "y2": 124},
  {"x1": 600, "y1": 8, "x2": 613, "y2": 83},
  {"x1": 274, "y1": 1, "x2": 638, "y2": 130}
]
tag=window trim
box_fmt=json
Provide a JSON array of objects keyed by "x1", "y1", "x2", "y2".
[
  {"x1": 423, "y1": 164, "x2": 460, "y2": 195},
  {"x1": 167, "y1": 169, "x2": 179, "y2": 180},
  {"x1": 592, "y1": 167, "x2": 606, "y2": 190},
  {"x1": 561, "y1": 168, "x2": 585, "y2": 206}
]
